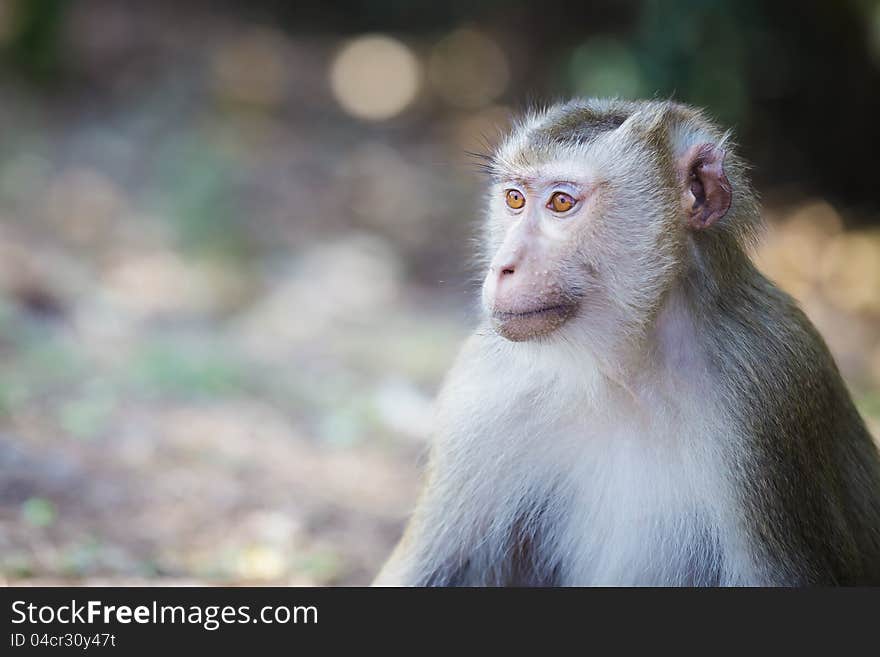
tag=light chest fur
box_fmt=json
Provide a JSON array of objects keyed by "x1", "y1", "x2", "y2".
[{"x1": 429, "y1": 329, "x2": 758, "y2": 586}]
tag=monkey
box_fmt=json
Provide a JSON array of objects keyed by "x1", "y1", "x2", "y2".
[{"x1": 374, "y1": 98, "x2": 880, "y2": 586}]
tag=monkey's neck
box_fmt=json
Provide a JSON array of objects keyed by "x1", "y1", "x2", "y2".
[{"x1": 641, "y1": 244, "x2": 759, "y2": 388}]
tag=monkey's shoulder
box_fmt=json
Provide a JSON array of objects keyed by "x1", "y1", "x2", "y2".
[{"x1": 704, "y1": 279, "x2": 880, "y2": 583}]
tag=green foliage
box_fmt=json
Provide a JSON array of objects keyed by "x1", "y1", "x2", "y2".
[
  {"x1": 127, "y1": 340, "x2": 250, "y2": 400},
  {"x1": 152, "y1": 136, "x2": 253, "y2": 262},
  {"x1": 569, "y1": 37, "x2": 645, "y2": 100},
  {"x1": 58, "y1": 391, "x2": 116, "y2": 440},
  {"x1": 21, "y1": 497, "x2": 56, "y2": 528},
  {"x1": 2, "y1": 0, "x2": 68, "y2": 82}
]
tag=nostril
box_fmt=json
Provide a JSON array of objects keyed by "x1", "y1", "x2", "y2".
[{"x1": 501, "y1": 267, "x2": 515, "y2": 276}]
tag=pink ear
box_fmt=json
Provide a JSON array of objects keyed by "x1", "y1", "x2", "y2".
[{"x1": 679, "y1": 143, "x2": 732, "y2": 230}]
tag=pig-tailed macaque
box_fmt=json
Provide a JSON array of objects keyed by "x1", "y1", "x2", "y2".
[{"x1": 375, "y1": 99, "x2": 880, "y2": 586}]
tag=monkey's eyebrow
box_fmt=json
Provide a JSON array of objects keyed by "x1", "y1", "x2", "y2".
[{"x1": 496, "y1": 175, "x2": 535, "y2": 187}]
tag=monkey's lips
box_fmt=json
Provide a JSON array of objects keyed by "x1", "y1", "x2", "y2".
[{"x1": 490, "y1": 304, "x2": 576, "y2": 342}]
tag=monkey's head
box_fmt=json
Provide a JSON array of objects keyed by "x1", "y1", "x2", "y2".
[{"x1": 480, "y1": 98, "x2": 760, "y2": 349}]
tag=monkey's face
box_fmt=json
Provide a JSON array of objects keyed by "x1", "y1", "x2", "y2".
[
  {"x1": 482, "y1": 115, "x2": 685, "y2": 347},
  {"x1": 481, "y1": 169, "x2": 594, "y2": 342}
]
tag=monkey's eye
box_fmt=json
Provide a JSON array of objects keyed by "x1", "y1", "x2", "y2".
[
  {"x1": 505, "y1": 189, "x2": 525, "y2": 210},
  {"x1": 548, "y1": 191, "x2": 576, "y2": 213}
]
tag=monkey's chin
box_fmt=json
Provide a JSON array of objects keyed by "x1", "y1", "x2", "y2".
[{"x1": 490, "y1": 304, "x2": 576, "y2": 342}]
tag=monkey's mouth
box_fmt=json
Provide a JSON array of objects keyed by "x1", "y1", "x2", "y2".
[
  {"x1": 492, "y1": 304, "x2": 572, "y2": 321},
  {"x1": 490, "y1": 304, "x2": 576, "y2": 342}
]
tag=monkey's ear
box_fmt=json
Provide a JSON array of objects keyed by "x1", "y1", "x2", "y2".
[{"x1": 678, "y1": 143, "x2": 732, "y2": 230}]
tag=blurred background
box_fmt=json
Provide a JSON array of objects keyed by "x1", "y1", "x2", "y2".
[{"x1": 0, "y1": 0, "x2": 878, "y2": 585}]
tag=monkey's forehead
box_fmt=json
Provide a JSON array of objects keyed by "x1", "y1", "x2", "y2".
[
  {"x1": 491, "y1": 140, "x2": 595, "y2": 180},
  {"x1": 488, "y1": 155, "x2": 600, "y2": 187},
  {"x1": 492, "y1": 99, "x2": 640, "y2": 175},
  {"x1": 491, "y1": 129, "x2": 610, "y2": 181},
  {"x1": 529, "y1": 102, "x2": 633, "y2": 142},
  {"x1": 491, "y1": 98, "x2": 714, "y2": 177}
]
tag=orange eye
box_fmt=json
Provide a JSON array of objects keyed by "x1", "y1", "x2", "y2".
[
  {"x1": 505, "y1": 189, "x2": 525, "y2": 210},
  {"x1": 549, "y1": 191, "x2": 576, "y2": 213}
]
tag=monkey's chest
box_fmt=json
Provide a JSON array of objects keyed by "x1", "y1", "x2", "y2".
[
  {"x1": 556, "y1": 483, "x2": 725, "y2": 586},
  {"x1": 526, "y1": 419, "x2": 730, "y2": 586}
]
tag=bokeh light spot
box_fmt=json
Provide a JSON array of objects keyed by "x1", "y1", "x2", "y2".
[
  {"x1": 569, "y1": 37, "x2": 643, "y2": 99},
  {"x1": 330, "y1": 35, "x2": 420, "y2": 121},
  {"x1": 212, "y1": 28, "x2": 290, "y2": 108},
  {"x1": 819, "y1": 231, "x2": 880, "y2": 314},
  {"x1": 428, "y1": 29, "x2": 509, "y2": 109},
  {"x1": 452, "y1": 104, "x2": 512, "y2": 155}
]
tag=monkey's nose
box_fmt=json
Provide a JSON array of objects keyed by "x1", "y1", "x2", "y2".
[
  {"x1": 488, "y1": 250, "x2": 524, "y2": 293},
  {"x1": 491, "y1": 255, "x2": 519, "y2": 277},
  {"x1": 491, "y1": 262, "x2": 518, "y2": 290}
]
